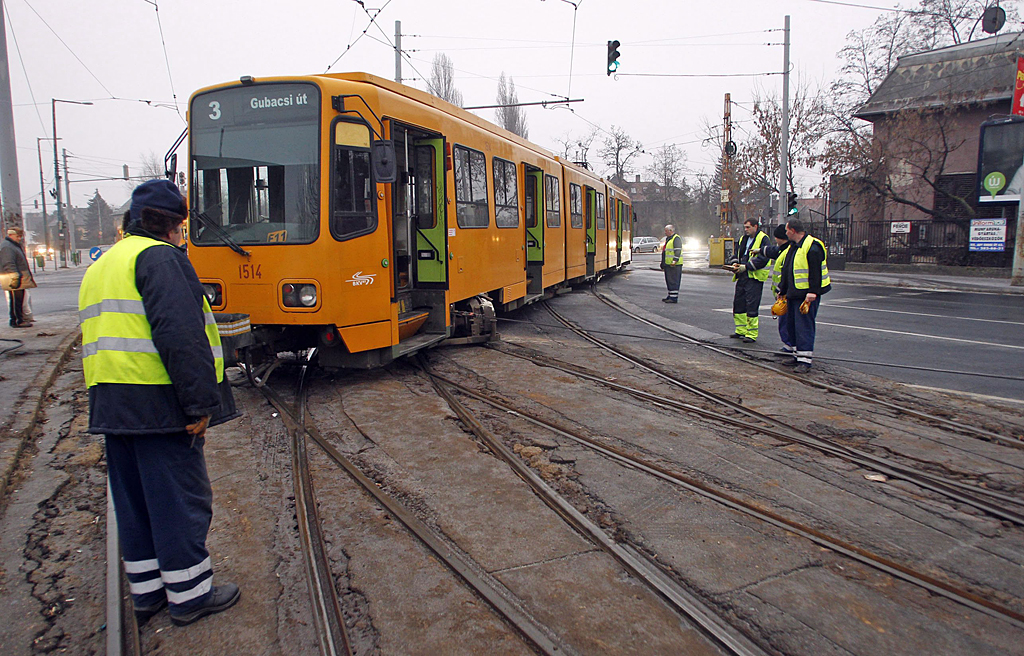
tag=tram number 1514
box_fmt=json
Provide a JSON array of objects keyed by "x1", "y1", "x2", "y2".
[{"x1": 239, "y1": 264, "x2": 262, "y2": 280}]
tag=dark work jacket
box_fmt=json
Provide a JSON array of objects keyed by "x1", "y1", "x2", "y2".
[
  {"x1": 749, "y1": 241, "x2": 791, "y2": 271},
  {"x1": 778, "y1": 234, "x2": 831, "y2": 301},
  {"x1": 87, "y1": 233, "x2": 239, "y2": 435},
  {"x1": 1, "y1": 237, "x2": 31, "y2": 275},
  {"x1": 734, "y1": 232, "x2": 765, "y2": 278}
]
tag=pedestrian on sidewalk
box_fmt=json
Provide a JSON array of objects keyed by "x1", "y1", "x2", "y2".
[
  {"x1": 79, "y1": 179, "x2": 241, "y2": 626},
  {"x1": 661, "y1": 224, "x2": 683, "y2": 303},
  {"x1": 727, "y1": 219, "x2": 769, "y2": 343},
  {"x1": 749, "y1": 224, "x2": 795, "y2": 355},
  {"x1": 1, "y1": 227, "x2": 36, "y2": 328},
  {"x1": 776, "y1": 218, "x2": 831, "y2": 374}
]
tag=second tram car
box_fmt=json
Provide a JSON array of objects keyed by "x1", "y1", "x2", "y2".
[{"x1": 186, "y1": 72, "x2": 632, "y2": 368}]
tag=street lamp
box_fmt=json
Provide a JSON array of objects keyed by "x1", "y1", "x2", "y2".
[{"x1": 52, "y1": 98, "x2": 92, "y2": 267}]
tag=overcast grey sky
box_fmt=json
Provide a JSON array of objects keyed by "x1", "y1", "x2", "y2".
[{"x1": 2, "y1": 0, "x2": 1006, "y2": 213}]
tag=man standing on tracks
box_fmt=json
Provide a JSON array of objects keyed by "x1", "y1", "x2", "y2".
[
  {"x1": 750, "y1": 224, "x2": 795, "y2": 356},
  {"x1": 661, "y1": 224, "x2": 683, "y2": 303},
  {"x1": 728, "y1": 219, "x2": 769, "y2": 343},
  {"x1": 776, "y1": 218, "x2": 831, "y2": 374},
  {"x1": 79, "y1": 179, "x2": 241, "y2": 626}
]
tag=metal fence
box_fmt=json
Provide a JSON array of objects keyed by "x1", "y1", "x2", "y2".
[{"x1": 841, "y1": 219, "x2": 1015, "y2": 267}]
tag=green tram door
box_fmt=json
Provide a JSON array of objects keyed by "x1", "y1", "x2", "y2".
[
  {"x1": 616, "y1": 199, "x2": 624, "y2": 266},
  {"x1": 585, "y1": 187, "x2": 596, "y2": 278},
  {"x1": 525, "y1": 167, "x2": 544, "y2": 294},
  {"x1": 412, "y1": 138, "x2": 448, "y2": 287}
]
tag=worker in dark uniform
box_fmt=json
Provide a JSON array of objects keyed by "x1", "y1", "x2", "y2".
[
  {"x1": 79, "y1": 179, "x2": 241, "y2": 626},
  {"x1": 661, "y1": 224, "x2": 683, "y2": 303},
  {"x1": 728, "y1": 219, "x2": 768, "y2": 343},
  {"x1": 749, "y1": 224, "x2": 794, "y2": 356},
  {"x1": 776, "y1": 218, "x2": 831, "y2": 373}
]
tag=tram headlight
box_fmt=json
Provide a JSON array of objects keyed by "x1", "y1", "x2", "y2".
[
  {"x1": 201, "y1": 282, "x2": 223, "y2": 307},
  {"x1": 298, "y1": 285, "x2": 317, "y2": 307},
  {"x1": 281, "y1": 282, "x2": 317, "y2": 308}
]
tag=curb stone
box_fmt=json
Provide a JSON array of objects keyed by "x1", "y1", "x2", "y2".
[{"x1": 0, "y1": 327, "x2": 83, "y2": 504}]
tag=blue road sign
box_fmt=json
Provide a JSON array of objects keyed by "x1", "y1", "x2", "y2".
[{"x1": 89, "y1": 247, "x2": 102, "y2": 261}]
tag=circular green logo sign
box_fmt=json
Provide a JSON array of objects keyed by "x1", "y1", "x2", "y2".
[{"x1": 983, "y1": 171, "x2": 1006, "y2": 198}]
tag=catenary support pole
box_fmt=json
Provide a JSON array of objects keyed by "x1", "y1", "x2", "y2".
[
  {"x1": 0, "y1": 0, "x2": 23, "y2": 232},
  {"x1": 394, "y1": 20, "x2": 402, "y2": 83},
  {"x1": 778, "y1": 14, "x2": 790, "y2": 225},
  {"x1": 62, "y1": 148, "x2": 74, "y2": 256},
  {"x1": 36, "y1": 138, "x2": 49, "y2": 253}
]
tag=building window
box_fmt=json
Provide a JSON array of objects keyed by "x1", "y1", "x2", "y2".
[
  {"x1": 454, "y1": 145, "x2": 489, "y2": 228},
  {"x1": 545, "y1": 174, "x2": 561, "y2": 228},
  {"x1": 492, "y1": 157, "x2": 519, "y2": 228},
  {"x1": 570, "y1": 183, "x2": 583, "y2": 229}
]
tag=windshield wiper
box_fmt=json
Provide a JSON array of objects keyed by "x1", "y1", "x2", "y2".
[{"x1": 190, "y1": 209, "x2": 251, "y2": 257}]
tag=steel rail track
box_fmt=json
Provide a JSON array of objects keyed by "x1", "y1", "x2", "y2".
[
  {"x1": 427, "y1": 371, "x2": 1024, "y2": 632},
  {"x1": 539, "y1": 303, "x2": 1024, "y2": 526},
  {"x1": 422, "y1": 361, "x2": 771, "y2": 656},
  {"x1": 255, "y1": 365, "x2": 571, "y2": 656},
  {"x1": 106, "y1": 480, "x2": 141, "y2": 656},
  {"x1": 591, "y1": 290, "x2": 1024, "y2": 450}
]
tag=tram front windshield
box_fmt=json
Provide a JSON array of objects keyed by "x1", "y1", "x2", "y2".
[{"x1": 190, "y1": 83, "x2": 320, "y2": 245}]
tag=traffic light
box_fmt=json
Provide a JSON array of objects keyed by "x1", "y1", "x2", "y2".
[
  {"x1": 123, "y1": 165, "x2": 129, "y2": 180},
  {"x1": 607, "y1": 40, "x2": 621, "y2": 76},
  {"x1": 787, "y1": 192, "x2": 798, "y2": 216}
]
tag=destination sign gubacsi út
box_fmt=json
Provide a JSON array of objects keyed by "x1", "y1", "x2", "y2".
[{"x1": 192, "y1": 83, "x2": 319, "y2": 127}]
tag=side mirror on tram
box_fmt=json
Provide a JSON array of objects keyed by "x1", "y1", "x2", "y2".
[{"x1": 372, "y1": 140, "x2": 398, "y2": 183}]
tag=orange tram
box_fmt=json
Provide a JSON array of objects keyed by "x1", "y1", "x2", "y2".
[{"x1": 186, "y1": 72, "x2": 633, "y2": 368}]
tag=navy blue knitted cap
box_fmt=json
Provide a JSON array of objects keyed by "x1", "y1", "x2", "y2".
[
  {"x1": 129, "y1": 179, "x2": 186, "y2": 222},
  {"x1": 774, "y1": 224, "x2": 788, "y2": 239}
]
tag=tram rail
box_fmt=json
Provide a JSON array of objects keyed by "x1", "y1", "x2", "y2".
[
  {"x1": 591, "y1": 290, "x2": 1023, "y2": 450},
  {"x1": 422, "y1": 360, "x2": 770, "y2": 656},
  {"x1": 534, "y1": 302, "x2": 1024, "y2": 526},
  {"x1": 424, "y1": 368, "x2": 1024, "y2": 632},
  {"x1": 252, "y1": 357, "x2": 571, "y2": 656}
]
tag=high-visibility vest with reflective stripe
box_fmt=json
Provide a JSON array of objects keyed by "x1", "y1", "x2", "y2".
[
  {"x1": 769, "y1": 243, "x2": 789, "y2": 294},
  {"x1": 662, "y1": 234, "x2": 683, "y2": 265},
  {"x1": 779, "y1": 235, "x2": 830, "y2": 290},
  {"x1": 79, "y1": 235, "x2": 224, "y2": 388},
  {"x1": 734, "y1": 231, "x2": 769, "y2": 282}
]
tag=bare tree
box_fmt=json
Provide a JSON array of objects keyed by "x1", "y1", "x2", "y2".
[
  {"x1": 552, "y1": 128, "x2": 599, "y2": 166},
  {"x1": 599, "y1": 126, "x2": 642, "y2": 186},
  {"x1": 645, "y1": 145, "x2": 686, "y2": 201},
  {"x1": 123, "y1": 151, "x2": 166, "y2": 194},
  {"x1": 426, "y1": 53, "x2": 464, "y2": 107},
  {"x1": 495, "y1": 72, "x2": 528, "y2": 139}
]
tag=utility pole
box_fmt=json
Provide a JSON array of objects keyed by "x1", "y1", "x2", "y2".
[
  {"x1": 0, "y1": 0, "x2": 23, "y2": 232},
  {"x1": 778, "y1": 14, "x2": 791, "y2": 226},
  {"x1": 36, "y1": 138, "x2": 49, "y2": 253},
  {"x1": 63, "y1": 148, "x2": 75, "y2": 256},
  {"x1": 394, "y1": 20, "x2": 402, "y2": 83},
  {"x1": 720, "y1": 93, "x2": 732, "y2": 236}
]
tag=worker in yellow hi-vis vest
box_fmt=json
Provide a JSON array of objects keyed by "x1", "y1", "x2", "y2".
[
  {"x1": 727, "y1": 219, "x2": 769, "y2": 343},
  {"x1": 661, "y1": 224, "x2": 683, "y2": 303},
  {"x1": 777, "y1": 218, "x2": 832, "y2": 374},
  {"x1": 79, "y1": 180, "x2": 241, "y2": 626}
]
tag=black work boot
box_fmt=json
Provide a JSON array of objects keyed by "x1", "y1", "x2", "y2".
[
  {"x1": 170, "y1": 583, "x2": 241, "y2": 626},
  {"x1": 134, "y1": 597, "x2": 167, "y2": 625}
]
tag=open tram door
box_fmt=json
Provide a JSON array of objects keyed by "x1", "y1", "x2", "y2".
[
  {"x1": 585, "y1": 186, "x2": 596, "y2": 278},
  {"x1": 389, "y1": 122, "x2": 450, "y2": 346},
  {"x1": 616, "y1": 199, "x2": 624, "y2": 266},
  {"x1": 524, "y1": 165, "x2": 544, "y2": 294}
]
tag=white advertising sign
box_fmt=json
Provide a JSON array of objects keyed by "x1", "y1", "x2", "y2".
[
  {"x1": 890, "y1": 221, "x2": 911, "y2": 234},
  {"x1": 969, "y1": 218, "x2": 1007, "y2": 252}
]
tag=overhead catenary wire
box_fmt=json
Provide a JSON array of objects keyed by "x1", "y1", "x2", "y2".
[
  {"x1": 23, "y1": 0, "x2": 115, "y2": 97},
  {"x1": 142, "y1": 1, "x2": 185, "y2": 124},
  {"x1": 4, "y1": 3, "x2": 46, "y2": 134},
  {"x1": 324, "y1": 0, "x2": 394, "y2": 73}
]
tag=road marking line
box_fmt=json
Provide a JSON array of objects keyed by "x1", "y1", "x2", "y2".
[
  {"x1": 814, "y1": 321, "x2": 1024, "y2": 350},
  {"x1": 827, "y1": 305, "x2": 1024, "y2": 326},
  {"x1": 713, "y1": 309, "x2": 1022, "y2": 349},
  {"x1": 900, "y1": 384, "x2": 1024, "y2": 406}
]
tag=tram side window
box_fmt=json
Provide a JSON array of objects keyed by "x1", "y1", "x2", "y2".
[
  {"x1": 610, "y1": 199, "x2": 617, "y2": 231},
  {"x1": 493, "y1": 158, "x2": 519, "y2": 228},
  {"x1": 570, "y1": 183, "x2": 583, "y2": 229},
  {"x1": 454, "y1": 145, "x2": 489, "y2": 228},
  {"x1": 597, "y1": 192, "x2": 606, "y2": 230},
  {"x1": 525, "y1": 175, "x2": 537, "y2": 228},
  {"x1": 544, "y1": 175, "x2": 560, "y2": 228},
  {"x1": 414, "y1": 146, "x2": 436, "y2": 230},
  {"x1": 330, "y1": 129, "x2": 376, "y2": 241}
]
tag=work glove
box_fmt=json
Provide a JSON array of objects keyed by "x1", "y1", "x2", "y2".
[
  {"x1": 186, "y1": 415, "x2": 211, "y2": 441},
  {"x1": 734, "y1": 264, "x2": 746, "y2": 273},
  {"x1": 750, "y1": 247, "x2": 761, "y2": 256}
]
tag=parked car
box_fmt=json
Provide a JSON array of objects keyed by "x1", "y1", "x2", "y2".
[{"x1": 631, "y1": 236, "x2": 661, "y2": 253}]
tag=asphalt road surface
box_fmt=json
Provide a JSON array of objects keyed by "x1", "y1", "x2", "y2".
[{"x1": 611, "y1": 254, "x2": 1024, "y2": 402}]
